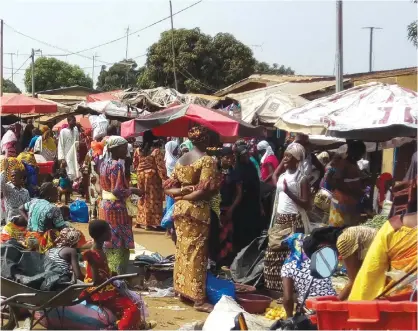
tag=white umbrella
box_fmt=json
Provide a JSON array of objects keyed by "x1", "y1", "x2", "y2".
[{"x1": 275, "y1": 82, "x2": 418, "y2": 141}]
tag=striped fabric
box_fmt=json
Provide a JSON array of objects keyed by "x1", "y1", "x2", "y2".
[{"x1": 337, "y1": 226, "x2": 377, "y2": 260}]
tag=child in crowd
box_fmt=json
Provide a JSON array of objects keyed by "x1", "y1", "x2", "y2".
[
  {"x1": 58, "y1": 169, "x2": 72, "y2": 204},
  {"x1": 81, "y1": 220, "x2": 147, "y2": 330},
  {"x1": 89, "y1": 176, "x2": 100, "y2": 220}
]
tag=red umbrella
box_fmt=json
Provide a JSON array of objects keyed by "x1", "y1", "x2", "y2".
[
  {"x1": 121, "y1": 104, "x2": 265, "y2": 138},
  {"x1": 1, "y1": 94, "x2": 58, "y2": 114},
  {"x1": 52, "y1": 115, "x2": 92, "y2": 131}
]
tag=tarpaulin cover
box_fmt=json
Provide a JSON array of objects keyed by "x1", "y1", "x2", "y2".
[
  {"x1": 86, "y1": 90, "x2": 122, "y2": 102},
  {"x1": 1, "y1": 241, "x2": 71, "y2": 291},
  {"x1": 275, "y1": 82, "x2": 418, "y2": 141},
  {"x1": 77, "y1": 100, "x2": 148, "y2": 118},
  {"x1": 230, "y1": 235, "x2": 268, "y2": 287},
  {"x1": 1, "y1": 94, "x2": 58, "y2": 114},
  {"x1": 121, "y1": 104, "x2": 265, "y2": 138}
]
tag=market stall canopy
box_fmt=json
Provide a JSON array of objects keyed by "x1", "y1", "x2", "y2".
[
  {"x1": 1, "y1": 94, "x2": 58, "y2": 114},
  {"x1": 52, "y1": 114, "x2": 92, "y2": 131},
  {"x1": 120, "y1": 104, "x2": 265, "y2": 138},
  {"x1": 309, "y1": 135, "x2": 415, "y2": 151},
  {"x1": 228, "y1": 86, "x2": 308, "y2": 124},
  {"x1": 86, "y1": 90, "x2": 123, "y2": 102},
  {"x1": 76, "y1": 100, "x2": 148, "y2": 118},
  {"x1": 275, "y1": 82, "x2": 418, "y2": 141}
]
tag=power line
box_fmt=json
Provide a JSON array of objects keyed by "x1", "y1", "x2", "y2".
[
  {"x1": 177, "y1": 67, "x2": 217, "y2": 92},
  {"x1": 3, "y1": 22, "x2": 113, "y2": 65},
  {"x1": 64, "y1": 0, "x2": 202, "y2": 56},
  {"x1": 6, "y1": 56, "x2": 31, "y2": 80}
]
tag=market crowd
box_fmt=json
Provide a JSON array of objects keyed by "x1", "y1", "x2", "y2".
[{"x1": 0, "y1": 114, "x2": 417, "y2": 327}]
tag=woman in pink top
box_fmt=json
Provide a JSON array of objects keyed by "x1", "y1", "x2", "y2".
[{"x1": 257, "y1": 140, "x2": 279, "y2": 185}]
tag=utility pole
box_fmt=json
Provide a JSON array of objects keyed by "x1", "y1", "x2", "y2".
[
  {"x1": 1, "y1": 19, "x2": 4, "y2": 97},
  {"x1": 5, "y1": 52, "x2": 16, "y2": 82},
  {"x1": 31, "y1": 49, "x2": 35, "y2": 97},
  {"x1": 31, "y1": 48, "x2": 41, "y2": 97},
  {"x1": 92, "y1": 53, "x2": 99, "y2": 88},
  {"x1": 169, "y1": 0, "x2": 179, "y2": 91},
  {"x1": 335, "y1": 0, "x2": 344, "y2": 92},
  {"x1": 362, "y1": 27, "x2": 382, "y2": 72},
  {"x1": 125, "y1": 26, "x2": 130, "y2": 60}
]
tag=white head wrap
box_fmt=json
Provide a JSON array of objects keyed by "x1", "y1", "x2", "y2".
[
  {"x1": 257, "y1": 140, "x2": 274, "y2": 164},
  {"x1": 106, "y1": 136, "x2": 128, "y2": 149},
  {"x1": 285, "y1": 142, "x2": 306, "y2": 162},
  {"x1": 165, "y1": 141, "x2": 178, "y2": 176}
]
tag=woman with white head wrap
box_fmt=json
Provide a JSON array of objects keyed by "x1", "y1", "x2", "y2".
[
  {"x1": 264, "y1": 142, "x2": 311, "y2": 296},
  {"x1": 164, "y1": 141, "x2": 179, "y2": 177},
  {"x1": 257, "y1": 140, "x2": 279, "y2": 185},
  {"x1": 98, "y1": 135, "x2": 142, "y2": 274}
]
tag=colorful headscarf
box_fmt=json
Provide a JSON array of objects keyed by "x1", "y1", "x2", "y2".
[
  {"x1": 107, "y1": 136, "x2": 128, "y2": 149},
  {"x1": 188, "y1": 126, "x2": 208, "y2": 145},
  {"x1": 0, "y1": 157, "x2": 25, "y2": 182},
  {"x1": 257, "y1": 140, "x2": 274, "y2": 164},
  {"x1": 55, "y1": 227, "x2": 82, "y2": 248},
  {"x1": 285, "y1": 142, "x2": 305, "y2": 162},
  {"x1": 284, "y1": 233, "x2": 307, "y2": 269}
]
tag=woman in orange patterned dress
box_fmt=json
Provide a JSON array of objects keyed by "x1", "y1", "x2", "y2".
[
  {"x1": 164, "y1": 126, "x2": 219, "y2": 313},
  {"x1": 133, "y1": 131, "x2": 167, "y2": 229}
]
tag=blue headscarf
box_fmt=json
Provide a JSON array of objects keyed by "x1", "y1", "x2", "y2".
[{"x1": 284, "y1": 233, "x2": 307, "y2": 269}]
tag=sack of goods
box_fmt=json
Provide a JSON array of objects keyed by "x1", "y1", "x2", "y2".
[{"x1": 314, "y1": 188, "x2": 332, "y2": 211}]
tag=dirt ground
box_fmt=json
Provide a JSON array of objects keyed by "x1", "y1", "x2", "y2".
[{"x1": 72, "y1": 223, "x2": 209, "y2": 330}]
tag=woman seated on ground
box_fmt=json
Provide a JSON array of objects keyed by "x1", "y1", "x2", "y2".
[
  {"x1": 45, "y1": 227, "x2": 84, "y2": 281},
  {"x1": 282, "y1": 233, "x2": 336, "y2": 318},
  {"x1": 81, "y1": 220, "x2": 148, "y2": 330},
  {"x1": 303, "y1": 225, "x2": 377, "y2": 300},
  {"x1": 19, "y1": 182, "x2": 68, "y2": 252},
  {"x1": 349, "y1": 212, "x2": 417, "y2": 301}
]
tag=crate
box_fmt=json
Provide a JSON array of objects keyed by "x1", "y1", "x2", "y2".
[
  {"x1": 306, "y1": 295, "x2": 417, "y2": 330},
  {"x1": 38, "y1": 161, "x2": 54, "y2": 175}
]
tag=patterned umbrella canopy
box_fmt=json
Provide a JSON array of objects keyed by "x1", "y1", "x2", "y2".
[{"x1": 275, "y1": 82, "x2": 418, "y2": 141}]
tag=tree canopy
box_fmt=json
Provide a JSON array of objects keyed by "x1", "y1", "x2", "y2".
[
  {"x1": 2, "y1": 78, "x2": 21, "y2": 93},
  {"x1": 24, "y1": 57, "x2": 93, "y2": 93},
  {"x1": 254, "y1": 62, "x2": 295, "y2": 75},
  {"x1": 96, "y1": 60, "x2": 142, "y2": 91},
  {"x1": 407, "y1": 1, "x2": 417, "y2": 47},
  {"x1": 138, "y1": 28, "x2": 292, "y2": 94}
]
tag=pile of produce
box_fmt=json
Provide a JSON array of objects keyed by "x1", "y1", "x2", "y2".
[
  {"x1": 265, "y1": 306, "x2": 286, "y2": 320},
  {"x1": 363, "y1": 215, "x2": 388, "y2": 229}
]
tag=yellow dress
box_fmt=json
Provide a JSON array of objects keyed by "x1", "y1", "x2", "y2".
[
  {"x1": 349, "y1": 220, "x2": 417, "y2": 301},
  {"x1": 164, "y1": 155, "x2": 218, "y2": 302}
]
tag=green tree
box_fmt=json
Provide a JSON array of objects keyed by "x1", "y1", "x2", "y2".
[
  {"x1": 2, "y1": 78, "x2": 21, "y2": 93},
  {"x1": 254, "y1": 61, "x2": 295, "y2": 75},
  {"x1": 407, "y1": 1, "x2": 417, "y2": 47},
  {"x1": 138, "y1": 28, "x2": 288, "y2": 94},
  {"x1": 96, "y1": 60, "x2": 142, "y2": 91},
  {"x1": 24, "y1": 57, "x2": 92, "y2": 93}
]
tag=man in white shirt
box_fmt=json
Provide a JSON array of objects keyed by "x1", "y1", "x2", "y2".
[{"x1": 58, "y1": 115, "x2": 80, "y2": 180}]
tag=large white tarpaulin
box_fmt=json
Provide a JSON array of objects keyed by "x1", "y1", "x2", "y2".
[
  {"x1": 275, "y1": 82, "x2": 418, "y2": 140},
  {"x1": 228, "y1": 86, "x2": 308, "y2": 124}
]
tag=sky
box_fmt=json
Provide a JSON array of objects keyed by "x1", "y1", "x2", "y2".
[{"x1": 2, "y1": 0, "x2": 417, "y2": 92}]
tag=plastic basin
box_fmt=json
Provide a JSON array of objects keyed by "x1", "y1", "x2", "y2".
[
  {"x1": 235, "y1": 283, "x2": 256, "y2": 294},
  {"x1": 236, "y1": 293, "x2": 272, "y2": 314}
]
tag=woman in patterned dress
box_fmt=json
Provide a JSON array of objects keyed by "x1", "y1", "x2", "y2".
[
  {"x1": 133, "y1": 131, "x2": 167, "y2": 229},
  {"x1": 99, "y1": 136, "x2": 142, "y2": 274},
  {"x1": 164, "y1": 126, "x2": 219, "y2": 312},
  {"x1": 264, "y1": 143, "x2": 310, "y2": 296}
]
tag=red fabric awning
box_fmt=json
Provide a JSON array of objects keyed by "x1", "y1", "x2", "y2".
[
  {"x1": 1, "y1": 94, "x2": 58, "y2": 114},
  {"x1": 52, "y1": 115, "x2": 92, "y2": 131}
]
